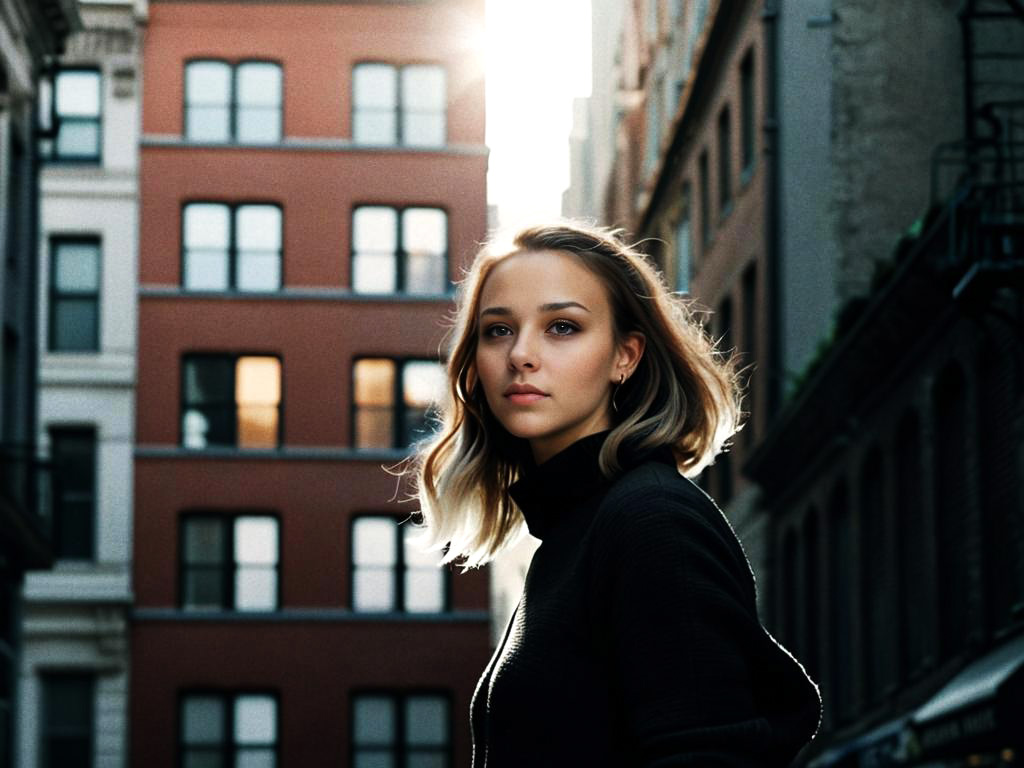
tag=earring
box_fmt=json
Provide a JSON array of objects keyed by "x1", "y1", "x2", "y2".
[{"x1": 612, "y1": 373, "x2": 625, "y2": 413}]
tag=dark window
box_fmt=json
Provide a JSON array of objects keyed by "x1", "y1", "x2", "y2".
[
  {"x1": 181, "y1": 355, "x2": 281, "y2": 450},
  {"x1": 182, "y1": 203, "x2": 282, "y2": 292},
  {"x1": 49, "y1": 238, "x2": 100, "y2": 352},
  {"x1": 740, "y1": 263, "x2": 757, "y2": 447},
  {"x1": 353, "y1": 63, "x2": 446, "y2": 147},
  {"x1": 740, "y1": 50, "x2": 755, "y2": 176},
  {"x1": 38, "y1": 69, "x2": 102, "y2": 163},
  {"x1": 860, "y1": 445, "x2": 895, "y2": 702},
  {"x1": 802, "y1": 509, "x2": 821, "y2": 682},
  {"x1": 717, "y1": 106, "x2": 732, "y2": 215},
  {"x1": 49, "y1": 428, "x2": 96, "y2": 560},
  {"x1": 185, "y1": 60, "x2": 282, "y2": 143},
  {"x1": 40, "y1": 674, "x2": 93, "y2": 768},
  {"x1": 181, "y1": 515, "x2": 280, "y2": 611},
  {"x1": 828, "y1": 480, "x2": 855, "y2": 723},
  {"x1": 352, "y1": 693, "x2": 451, "y2": 768},
  {"x1": 351, "y1": 516, "x2": 448, "y2": 613},
  {"x1": 352, "y1": 359, "x2": 444, "y2": 450},
  {"x1": 351, "y1": 207, "x2": 448, "y2": 294},
  {"x1": 180, "y1": 693, "x2": 277, "y2": 767},
  {"x1": 675, "y1": 183, "x2": 692, "y2": 293},
  {"x1": 698, "y1": 150, "x2": 710, "y2": 247},
  {"x1": 896, "y1": 410, "x2": 930, "y2": 677},
  {"x1": 781, "y1": 528, "x2": 798, "y2": 652}
]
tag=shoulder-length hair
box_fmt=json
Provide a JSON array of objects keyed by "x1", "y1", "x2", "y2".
[{"x1": 410, "y1": 222, "x2": 743, "y2": 569}]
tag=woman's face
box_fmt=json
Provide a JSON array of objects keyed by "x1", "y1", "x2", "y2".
[{"x1": 474, "y1": 249, "x2": 643, "y2": 464}]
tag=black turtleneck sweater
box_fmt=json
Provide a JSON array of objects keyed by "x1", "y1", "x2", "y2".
[{"x1": 469, "y1": 432, "x2": 821, "y2": 767}]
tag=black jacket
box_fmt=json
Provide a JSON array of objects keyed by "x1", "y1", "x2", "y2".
[{"x1": 470, "y1": 431, "x2": 821, "y2": 767}]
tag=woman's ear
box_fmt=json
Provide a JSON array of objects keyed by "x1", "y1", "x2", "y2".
[{"x1": 615, "y1": 332, "x2": 646, "y2": 380}]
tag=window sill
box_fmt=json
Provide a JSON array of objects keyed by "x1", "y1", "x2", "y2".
[
  {"x1": 142, "y1": 134, "x2": 489, "y2": 157},
  {"x1": 135, "y1": 608, "x2": 489, "y2": 623},
  {"x1": 140, "y1": 285, "x2": 455, "y2": 302},
  {"x1": 136, "y1": 444, "x2": 416, "y2": 462}
]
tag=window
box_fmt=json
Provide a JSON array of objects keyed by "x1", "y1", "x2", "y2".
[
  {"x1": 181, "y1": 515, "x2": 279, "y2": 611},
  {"x1": 180, "y1": 693, "x2": 277, "y2": 768},
  {"x1": 698, "y1": 150, "x2": 710, "y2": 247},
  {"x1": 49, "y1": 238, "x2": 100, "y2": 352},
  {"x1": 352, "y1": 359, "x2": 444, "y2": 450},
  {"x1": 352, "y1": 693, "x2": 450, "y2": 768},
  {"x1": 40, "y1": 674, "x2": 93, "y2": 768},
  {"x1": 351, "y1": 207, "x2": 448, "y2": 294},
  {"x1": 828, "y1": 480, "x2": 855, "y2": 723},
  {"x1": 675, "y1": 184, "x2": 692, "y2": 293},
  {"x1": 717, "y1": 106, "x2": 732, "y2": 215},
  {"x1": 740, "y1": 50, "x2": 756, "y2": 176},
  {"x1": 645, "y1": 76, "x2": 664, "y2": 175},
  {"x1": 38, "y1": 69, "x2": 102, "y2": 162},
  {"x1": 352, "y1": 63, "x2": 446, "y2": 147},
  {"x1": 49, "y1": 428, "x2": 96, "y2": 561},
  {"x1": 740, "y1": 263, "x2": 757, "y2": 446},
  {"x1": 182, "y1": 203, "x2": 282, "y2": 292},
  {"x1": 185, "y1": 60, "x2": 282, "y2": 143},
  {"x1": 351, "y1": 516, "x2": 447, "y2": 613},
  {"x1": 181, "y1": 355, "x2": 282, "y2": 450}
]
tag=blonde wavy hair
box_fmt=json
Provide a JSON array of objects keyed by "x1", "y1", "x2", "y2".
[{"x1": 410, "y1": 222, "x2": 743, "y2": 569}]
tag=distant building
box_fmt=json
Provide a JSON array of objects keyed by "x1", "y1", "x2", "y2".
[
  {"x1": 19, "y1": 2, "x2": 145, "y2": 767},
  {"x1": 132, "y1": 1, "x2": 491, "y2": 766},
  {"x1": 0, "y1": 0, "x2": 81, "y2": 765}
]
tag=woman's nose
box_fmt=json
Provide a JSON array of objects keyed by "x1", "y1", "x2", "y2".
[{"x1": 508, "y1": 334, "x2": 538, "y2": 371}]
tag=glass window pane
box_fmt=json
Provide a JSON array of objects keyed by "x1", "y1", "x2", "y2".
[
  {"x1": 402, "y1": 209, "x2": 445, "y2": 254},
  {"x1": 56, "y1": 72, "x2": 100, "y2": 117},
  {"x1": 237, "y1": 405, "x2": 279, "y2": 448},
  {"x1": 402, "y1": 362, "x2": 444, "y2": 409},
  {"x1": 54, "y1": 242, "x2": 100, "y2": 291},
  {"x1": 405, "y1": 568, "x2": 444, "y2": 613},
  {"x1": 235, "y1": 518, "x2": 278, "y2": 565},
  {"x1": 354, "y1": 112, "x2": 397, "y2": 145},
  {"x1": 353, "y1": 568, "x2": 396, "y2": 612},
  {"x1": 183, "y1": 697, "x2": 224, "y2": 744},
  {"x1": 184, "y1": 249, "x2": 230, "y2": 291},
  {"x1": 402, "y1": 525, "x2": 439, "y2": 568},
  {"x1": 402, "y1": 114, "x2": 445, "y2": 148},
  {"x1": 185, "y1": 519, "x2": 224, "y2": 564},
  {"x1": 354, "y1": 64, "x2": 397, "y2": 109},
  {"x1": 185, "y1": 358, "x2": 234, "y2": 406},
  {"x1": 354, "y1": 359, "x2": 395, "y2": 406},
  {"x1": 236, "y1": 750, "x2": 276, "y2": 768},
  {"x1": 237, "y1": 63, "x2": 281, "y2": 107},
  {"x1": 235, "y1": 567, "x2": 277, "y2": 610},
  {"x1": 185, "y1": 205, "x2": 231, "y2": 249},
  {"x1": 354, "y1": 754, "x2": 394, "y2": 768},
  {"x1": 237, "y1": 107, "x2": 281, "y2": 143},
  {"x1": 354, "y1": 518, "x2": 397, "y2": 565},
  {"x1": 353, "y1": 697, "x2": 395, "y2": 744},
  {"x1": 405, "y1": 697, "x2": 447, "y2": 746},
  {"x1": 401, "y1": 66, "x2": 445, "y2": 111},
  {"x1": 354, "y1": 207, "x2": 397, "y2": 252},
  {"x1": 406, "y1": 754, "x2": 446, "y2": 768},
  {"x1": 237, "y1": 206, "x2": 282, "y2": 250},
  {"x1": 53, "y1": 301, "x2": 98, "y2": 352},
  {"x1": 353, "y1": 253, "x2": 397, "y2": 294},
  {"x1": 234, "y1": 696, "x2": 276, "y2": 745},
  {"x1": 237, "y1": 251, "x2": 281, "y2": 292},
  {"x1": 186, "y1": 107, "x2": 230, "y2": 142},
  {"x1": 187, "y1": 62, "x2": 232, "y2": 106},
  {"x1": 184, "y1": 569, "x2": 224, "y2": 608},
  {"x1": 236, "y1": 358, "x2": 281, "y2": 407},
  {"x1": 56, "y1": 122, "x2": 101, "y2": 158},
  {"x1": 184, "y1": 751, "x2": 224, "y2": 768},
  {"x1": 356, "y1": 408, "x2": 395, "y2": 450}
]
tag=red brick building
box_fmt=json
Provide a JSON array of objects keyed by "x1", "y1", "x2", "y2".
[{"x1": 132, "y1": 2, "x2": 490, "y2": 765}]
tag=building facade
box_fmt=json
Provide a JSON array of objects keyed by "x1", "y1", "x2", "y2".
[
  {"x1": 132, "y1": 1, "x2": 491, "y2": 765},
  {"x1": 19, "y1": 2, "x2": 145, "y2": 767},
  {"x1": 0, "y1": 0, "x2": 80, "y2": 766}
]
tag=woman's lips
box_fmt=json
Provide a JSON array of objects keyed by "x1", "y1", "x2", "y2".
[{"x1": 505, "y1": 392, "x2": 548, "y2": 405}]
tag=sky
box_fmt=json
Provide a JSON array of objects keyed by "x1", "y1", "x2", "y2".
[{"x1": 484, "y1": 0, "x2": 593, "y2": 230}]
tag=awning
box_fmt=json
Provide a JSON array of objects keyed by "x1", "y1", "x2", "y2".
[
  {"x1": 805, "y1": 716, "x2": 910, "y2": 768},
  {"x1": 910, "y1": 631, "x2": 1024, "y2": 757}
]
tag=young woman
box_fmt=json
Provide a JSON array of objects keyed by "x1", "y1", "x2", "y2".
[{"x1": 412, "y1": 223, "x2": 821, "y2": 767}]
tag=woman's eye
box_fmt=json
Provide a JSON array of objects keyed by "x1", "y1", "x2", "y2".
[
  {"x1": 484, "y1": 325, "x2": 512, "y2": 337},
  {"x1": 549, "y1": 321, "x2": 578, "y2": 336}
]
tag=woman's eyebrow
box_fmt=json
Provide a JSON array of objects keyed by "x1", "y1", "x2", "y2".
[{"x1": 479, "y1": 301, "x2": 590, "y2": 318}]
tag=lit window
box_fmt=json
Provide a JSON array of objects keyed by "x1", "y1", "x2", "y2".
[
  {"x1": 352, "y1": 206, "x2": 447, "y2": 294},
  {"x1": 38, "y1": 69, "x2": 102, "y2": 162},
  {"x1": 182, "y1": 355, "x2": 281, "y2": 450},
  {"x1": 352, "y1": 693, "x2": 451, "y2": 768},
  {"x1": 185, "y1": 60, "x2": 282, "y2": 143},
  {"x1": 353, "y1": 63, "x2": 446, "y2": 147},
  {"x1": 183, "y1": 203, "x2": 282, "y2": 292},
  {"x1": 49, "y1": 238, "x2": 100, "y2": 352},
  {"x1": 181, "y1": 515, "x2": 280, "y2": 611},
  {"x1": 181, "y1": 693, "x2": 277, "y2": 767},
  {"x1": 40, "y1": 674, "x2": 93, "y2": 768},
  {"x1": 351, "y1": 517, "x2": 447, "y2": 613},
  {"x1": 353, "y1": 358, "x2": 444, "y2": 450},
  {"x1": 49, "y1": 428, "x2": 96, "y2": 560}
]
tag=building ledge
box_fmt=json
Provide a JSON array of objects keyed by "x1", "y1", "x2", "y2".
[
  {"x1": 135, "y1": 444, "x2": 414, "y2": 463},
  {"x1": 133, "y1": 608, "x2": 490, "y2": 623},
  {"x1": 139, "y1": 285, "x2": 454, "y2": 303},
  {"x1": 40, "y1": 353, "x2": 135, "y2": 387},
  {"x1": 141, "y1": 134, "x2": 489, "y2": 157}
]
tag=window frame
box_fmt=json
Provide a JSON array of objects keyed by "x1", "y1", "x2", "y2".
[
  {"x1": 717, "y1": 105, "x2": 733, "y2": 218},
  {"x1": 178, "y1": 690, "x2": 280, "y2": 768},
  {"x1": 349, "y1": 204, "x2": 450, "y2": 295},
  {"x1": 740, "y1": 48, "x2": 756, "y2": 181},
  {"x1": 38, "y1": 67, "x2": 103, "y2": 164},
  {"x1": 351, "y1": 61, "x2": 447, "y2": 147},
  {"x1": 180, "y1": 201, "x2": 284, "y2": 293},
  {"x1": 350, "y1": 356, "x2": 443, "y2": 451},
  {"x1": 349, "y1": 514, "x2": 451, "y2": 614},
  {"x1": 180, "y1": 353, "x2": 284, "y2": 450},
  {"x1": 349, "y1": 690, "x2": 453, "y2": 768},
  {"x1": 48, "y1": 426, "x2": 98, "y2": 561},
  {"x1": 48, "y1": 236, "x2": 101, "y2": 353},
  {"x1": 183, "y1": 58, "x2": 284, "y2": 144},
  {"x1": 178, "y1": 512, "x2": 282, "y2": 612},
  {"x1": 39, "y1": 672, "x2": 95, "y2": 768}
]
